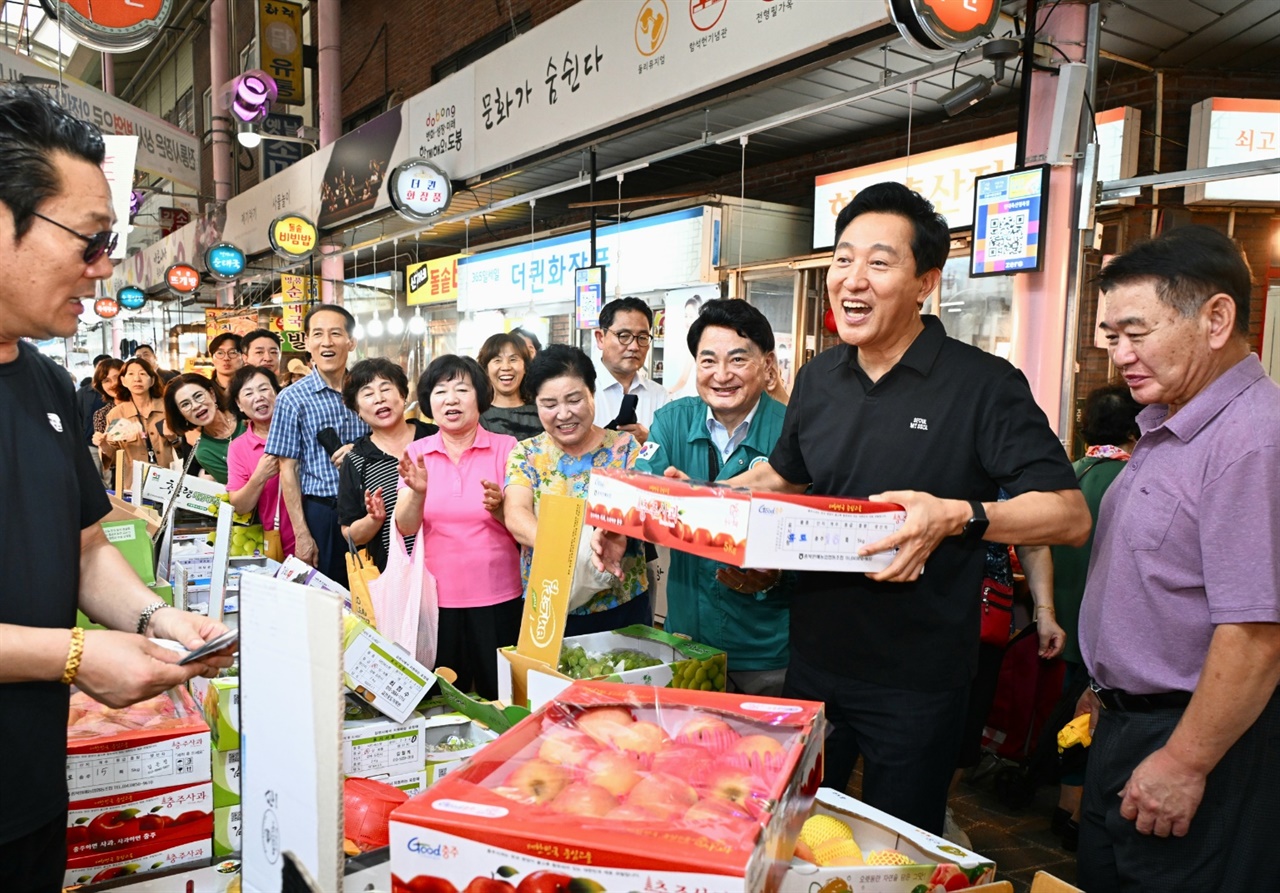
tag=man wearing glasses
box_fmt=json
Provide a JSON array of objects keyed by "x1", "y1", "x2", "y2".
[
  {"x1": 592, "y1": 297, "x2": 668, "y2": 445},
  {"x1": 0, "y1": 85, "x2": 232, "y2": 892},
  {"x1": 207, "y1": 332, "x2": 245, "y2": 398}
]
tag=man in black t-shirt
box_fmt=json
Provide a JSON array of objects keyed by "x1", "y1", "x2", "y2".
[
  {"x1": 649, "y1": 184, "x2": 1089, "y2": 835},
  {"x1": 0, "y1": 85, "x2": 233, "y2": 893}
]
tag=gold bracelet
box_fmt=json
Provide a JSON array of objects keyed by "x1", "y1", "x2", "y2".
[{"x1": 60, "y1": 627, "x2": 85, "y2": 685}]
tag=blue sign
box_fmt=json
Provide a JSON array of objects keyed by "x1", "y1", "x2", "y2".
[
  {"x1": 206, "y1": 243, "x2": 247, "y2": 281},
  {"x1": 262, "y1": 112, "x2": 306, "y2": 177},
  {"x1": 118, "y1": 286, "x2": 146, "y2": 310}
]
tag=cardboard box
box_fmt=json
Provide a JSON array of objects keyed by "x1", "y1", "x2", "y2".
[
  {"x1": 390, "y1": 681, "x2": 826, "y2": 893},
  {"x1": 421, "y1": 714, "x2": 500, "y2": 785},
  {"x1": 213, "y1": 804, "x2": 241, "y2": 857},
  {"x1": 188, "y1": 674, "x2": 240, "y2": 751},
  {"x1": 211, "y1": 748, "x2": 240, "y2": 807},
  {"x1": 67, "y1": 782, "x2": 213, "y2": 859},
  {"x1": 367, "y1": 770, "x2": 429, "y2": 796},
  {"x1": 102, "y1": 518, "x2": 156, "y2": 584},
  {"x1": 343, "y1": 714, "x2": 428, "y2": 778},
  {"x1": 66, "y1": 688, "x2": 211, "y2": 800},
  {"x1": 587, "y1": 467, "x2": 907, "y2": 573},
  {"x1": 778, "y1": 788, "x2": 997, "y2": 893},
  {"x1": 499, "y1": 623, "x2": 728, "y2": 711},
  {"x1": 499, "y1": 493, "x2": 727, "y2": 709},
  {"x1": 103, "y1": 494, "x2": 162, "y2": 537},
  {"x1": 343, "y1": 612, "x2": 437, "y2": 724},
  {"x1": 65, "y1": 833, "x2": 213, "y2": 886}
]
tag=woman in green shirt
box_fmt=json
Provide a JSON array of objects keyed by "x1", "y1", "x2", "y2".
[{"x1": 163, "y1": 373, "x2": 245, "y2": 483}]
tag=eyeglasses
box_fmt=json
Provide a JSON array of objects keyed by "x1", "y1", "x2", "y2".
[
  {"x1": 608, "y1": 329, "x2": 653, "y2": 347},
  {"x1": 30, "y1": 211, "x2": 118, "y2": 264},
  {"x1": 212, "y1": 349, "x2": 241, "y2": 359},
  {"x1": 177, "y1": 391, "x2": 213, "y2": 413}
]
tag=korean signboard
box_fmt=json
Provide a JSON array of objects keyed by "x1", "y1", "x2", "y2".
[
  {"x1": 407, "y1": 254, "x2": 463, "y2": 306},
  {"x1": 269, "y1": 214, "x2": 318, "y2": 259},
  {"x1": 1186, "y1": 97, "x2": 1280, "y2": 205},
  {"x1": 812, "y1": 133, "x2": 1017, "y2": 248},
  {"x1": 259, "y1": 0, "x2": 305, "y2": 106}
]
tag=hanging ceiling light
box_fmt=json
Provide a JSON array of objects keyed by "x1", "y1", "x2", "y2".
[
  {"x1": 408, "y1": 306, "x2": 427, "y2": 335},
  {"x1": 367, "y1": 308, "x2": 384, "y2": 339}
]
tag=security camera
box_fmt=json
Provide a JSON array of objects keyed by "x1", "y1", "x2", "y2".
[{"x1": 939, "y1": 76, "x2": 994, "y2": 116}]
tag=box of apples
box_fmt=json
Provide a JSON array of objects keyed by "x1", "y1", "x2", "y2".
[
  {"x1": 586, "y1": 467, "x2": 906, "y2": 573},
  {"x1": 66, "y1": 688, "x2": 211, "y2": 800},
  {"x1": 389, "y1": 680, "x2": 825, "y2": 893},
  {"x1": 65, "y1": 782, "x2": 214, "y2": 886}
]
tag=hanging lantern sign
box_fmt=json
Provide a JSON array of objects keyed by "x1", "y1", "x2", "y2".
[
  {"x1": 387, "y1": 159, "x2": 453, "y2": 222},
  {"x1": 44, "y1": 0, "x2": 175, "y2": 54},
  {"x1": 118, "y1": 286, "x2": 146, "y2": 311},
  {"x1": 94, "y1": 297, "x2": 120, "y2": 319},
  {"x1": 269, "y1": 214, "x2": 318, "y2": 260},
  {"x1": 888, "y1": 0, "x2": 1000, "y2": 53},
  {"x1": 166, "y1": 263, "x2": 201, "y2": 297},
  {"x1": 205, "y1": 242, "x2": 247, "y2": 281}
]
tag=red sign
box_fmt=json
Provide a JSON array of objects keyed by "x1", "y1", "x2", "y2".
[
  {"x1": 94, "y1": 298, "x2": 120, "y2": 319},
  {"x1": 54, "y1": 0, "x2": 174, "y2": 53},
  {"x1": 159, "y1": 207, "x2": 192, "y2": 237},
  {"x1": 889, "y1": 0, "x2": 999, "y2": 53},
  {"x1": 166, "y1": 263, "x2": 201, "y2": 295}
]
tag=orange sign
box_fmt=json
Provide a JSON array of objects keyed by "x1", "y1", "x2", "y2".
[
  {"x1": 920, "y1": 0, "x2": 997, "y2": 34},
  {"x1": 890, "y1": 0, "x2": 999, "y2": 52},
  {"x1": 94, "y1": 297, "x2": 120, "y2": 319},
  {"x1": 269, "y1": 214, "x2": 318, "y2": 259},
  {"x1": 166, "y1": 263, "x2": 201, "y2": 295}
]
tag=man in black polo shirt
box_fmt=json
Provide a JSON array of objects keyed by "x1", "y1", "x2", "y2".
[{"x1": 729, "y1": 182, "x2": 1089, "y2": 834}]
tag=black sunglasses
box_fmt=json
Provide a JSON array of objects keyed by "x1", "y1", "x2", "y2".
[{"x1": 31, "y1": 211, "x2": 118, "y2": 264}]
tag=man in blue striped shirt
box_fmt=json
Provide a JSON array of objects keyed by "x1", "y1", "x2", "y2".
[{"x1": 267, "y1": 305, "x2": 369, "y2": 586}]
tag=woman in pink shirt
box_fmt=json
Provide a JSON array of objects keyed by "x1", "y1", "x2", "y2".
[
  {"x1": 226, "y1": 365, "x2": 295, "y2": 557},
  {"x1": 395, "y1": 355, "x2": 522, "y2": 700}
]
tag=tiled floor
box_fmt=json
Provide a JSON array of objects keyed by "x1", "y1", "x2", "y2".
[{"x1": 844, "y1": 758, "x2": 1079, "y2": 893}]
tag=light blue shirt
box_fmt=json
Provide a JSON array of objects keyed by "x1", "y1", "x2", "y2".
[
  {"x1": 705, "y1": 399, "x2": 761, "y2": 464},
  {"x1": 265, "y1": 368, "x2": 368, "y2": 497}
]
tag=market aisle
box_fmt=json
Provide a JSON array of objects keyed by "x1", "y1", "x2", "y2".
[{"x1": 843, "y1": 762, "x2": 1078, "y2": 893}]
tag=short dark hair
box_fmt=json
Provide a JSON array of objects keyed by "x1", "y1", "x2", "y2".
[
  {"x1": 241, "y1": 329, "x2": 281, "y2": 352},
  {"x1": 1098, "y1": 225, "x2": 1252, "y2": 337},
  {"x1": 92, "y1": 358, "x2": 124, "y2": 402},
  {"x1": 509, "y1": 326, "x2": 542, "y2": 353},
  {"x1": 226, "y1": 365, "x2": 281, "y2": 421},
  {"x1": 118, "y1": 357, "x2": 165, "y2": 400},
  {"x1": 417, "y1": 355, "x2": 492, "y2": 414},
  {"x1": 303, "y1": 304, "x2": 356, "y2": 336},
  {"x1": 599, "y1": 297, "x2": 654, "y2": 330},
  {"x1": 0, "y1": 84, "x2": 105, "y2": 239},
  {"x1": 92, "y1": 353, "x2": 111, "y2": 365},
  {"x1": 208, "y1": 332, "x2": 243, "y2": 355},
  {"x1": 524, "y1": 344, "x2": 597, "y2": 398},
  {"x1": 134, "y1": 344, "x2": 155, "y2": 355},
  {"x1": 1080, "y1": 383, "x2": 1143, "y2": 447},
  {"x1": 834, "y1": 182, "x2": 950, "y2": 275},
  {"x1": 163, "y1": 372, "x2": 224, "y2": 434},
  {"x1": 343, "y1": 358, "x2": 409, "y2": 412},
  {"x1": 686, "y1": 299, "x2": 774, "y2": 356}
]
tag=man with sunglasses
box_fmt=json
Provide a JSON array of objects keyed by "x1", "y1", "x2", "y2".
[
  {"x1": 0, "y1": 85, "x2": 233, "y2": 892},
  {"x1": 592, "y1": 297, "x2": 668, "y2": 445}
]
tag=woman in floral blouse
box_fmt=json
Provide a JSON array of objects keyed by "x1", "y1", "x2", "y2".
[{"x1": 504, "y1": 345, "x2": 649, "y2": 636}]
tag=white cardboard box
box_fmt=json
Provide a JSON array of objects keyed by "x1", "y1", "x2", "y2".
[
  {"x1": 343, "y1": 714, "x2": 428, "y2": 778},
  {"x1": 779, "y1": 788, "x2": 997, "y2": 892}
]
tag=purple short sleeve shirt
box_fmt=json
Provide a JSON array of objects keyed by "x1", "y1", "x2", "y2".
[{"x1": 1080, "y1": 355, "x2": 1280, "y2": 694}]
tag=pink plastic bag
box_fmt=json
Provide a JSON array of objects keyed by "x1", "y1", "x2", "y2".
[{"x1": 368, "y1": 529, "x2": 439, "y2": 668}]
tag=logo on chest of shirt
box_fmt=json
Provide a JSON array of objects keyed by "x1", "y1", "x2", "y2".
[
  {"x1": 47, "y1": 413, "x2": 63, "y2": 432},
  {"x1": 909, "y1": 417, "x2": 929, "y2": 431}
]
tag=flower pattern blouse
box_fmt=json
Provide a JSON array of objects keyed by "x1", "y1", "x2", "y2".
[{"x1": 505, "y1": 429, "x2": 647, "y2": 615}]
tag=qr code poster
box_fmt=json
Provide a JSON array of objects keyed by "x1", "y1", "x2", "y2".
[{"x1": 971, "y1": 166, "x2": 1048, "y2": 276}]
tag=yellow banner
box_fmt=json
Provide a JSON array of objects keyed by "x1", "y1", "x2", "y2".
[
  {"x1": 406, "y1": 254, "x2": 463, "y2": 306},
  {"x1": 279, "y1": 275, "x2": 313, "y2": 330},
  {"x1": 260, "y1": 0, "x2": 305, "y2": 105}
]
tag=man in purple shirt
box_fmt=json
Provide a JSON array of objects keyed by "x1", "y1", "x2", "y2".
[{"x1": 1077, "y1": 225, "x2": 1280, "y2": 891}]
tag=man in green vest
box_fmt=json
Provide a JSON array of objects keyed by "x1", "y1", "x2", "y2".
[{"x1": 634, "y1": 299, "x2": 790, "y2": 695}]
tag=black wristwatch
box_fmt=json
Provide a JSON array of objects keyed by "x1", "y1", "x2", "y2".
[{"x1": 961, "y1": 499, "x2": 989, "y2": 545}]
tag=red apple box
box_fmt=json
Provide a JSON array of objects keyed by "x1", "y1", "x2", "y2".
[
  {"x1": 67, "y1": 781, "x2": 213, "y2": 858},
  {"x1": 390, "y1": 681, "x2": 825, "y2": 893},
  {"x1": 67, "y1": 687, "x2": 211, "y2": 800},
  {"x1": 64, "y1": 832, "x2": 213, "y2": 888}
]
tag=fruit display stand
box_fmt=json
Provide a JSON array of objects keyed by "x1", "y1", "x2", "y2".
[
  {"x1": 586, "y1": 467, "x2": 907, "y2": 573},
  {"x1": 779, "y1": 788, "x2": 996, "y2": 893},
  {"x1": 389, "y1": 680, "x2": 826, "y2": 893}
]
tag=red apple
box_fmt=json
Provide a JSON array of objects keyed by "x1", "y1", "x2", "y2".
[
  {"x1": 537, "y1": 726, "x2": 600, "y2": 769},
  {"x1": 174, "y1": 809, "x2": 208, "y2": 826},
  {"x1": 585, "y1": 749, "x2": 642, "y2": 797},
  {"x1": 463, "y1": 878, "x2": 516, "y2": 893},
  {"x1": 515, "y1": 870, "x2": 573, "y2": 893},
  {"x1": 575, "y1": 706, "x2": 635, "y2": 745},
  {"x1": 605, "y1": 720, "x2": 669, "y2": 767},
  {"x1": 726, "y1": 734, "x2": 787, "y2": 778},
  {"x1": 605, "y1": 803, "x2": 663, "y2": 822},
  {"x1": 650, "y1": 743, "x2": 714, "y2": 786},
  {"x1": 506, "y1": 758, "x2": 571, "y2": 804},
  {"x1": 681, "y1": 797, "x2": 759, "y2": 846},
  {"x1": 928, "y1": 863, "x2": 972, "y2": 890},
  {"x1": 673, "y1": 715, "x2": 740, "y2": 755},
  {"x1": 138, "y1": 813, "x2": 173, "y2": 832},
  {"x1": 699, "y1": 765, "x2": 770, "y2": 820},
  {"x1": 66, "y1": 824, "x2": 89, "y2": 846},
  {"x1": 550, "y1": 782, "x2": 619, "y2": 817},
  {"x1": 625, "y1": 772, "x2": 698, "y2": 820},
  {"x1": 400, "y1": 877, "x2": 460, "y2": 893},
  {"x1": 87, "y1": 809, "x2": 138, "y2": 845}
]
